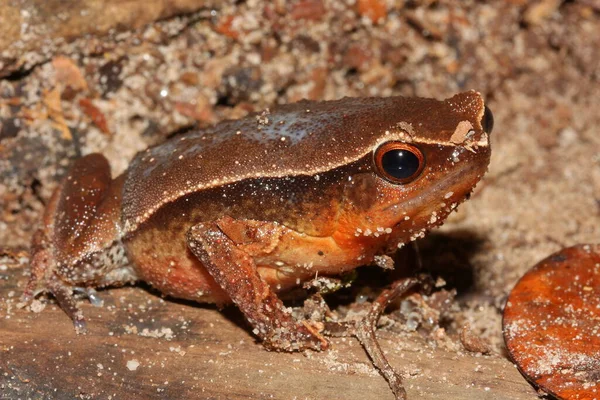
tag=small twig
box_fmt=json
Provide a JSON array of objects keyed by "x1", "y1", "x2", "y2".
[{"x1": 324, "y1": 277, "x2": 421, "y2": 400}]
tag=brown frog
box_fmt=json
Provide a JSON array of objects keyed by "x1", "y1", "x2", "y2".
[{"x1": 21, "y1": 91, "x2": 493, "y2": 351}]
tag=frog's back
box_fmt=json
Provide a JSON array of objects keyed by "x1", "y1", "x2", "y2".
[{"x1": 122, "y1": 93, "x2": 484, "y2": 232}]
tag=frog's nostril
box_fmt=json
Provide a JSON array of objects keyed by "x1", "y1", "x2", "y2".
[{"x1": 482, "y1": 105, "x2": 494, "y2": 134}]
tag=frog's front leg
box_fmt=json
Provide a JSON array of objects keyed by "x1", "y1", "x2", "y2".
[{"x1": 187, "y1": 216, "x2": 328, "y2": 351}]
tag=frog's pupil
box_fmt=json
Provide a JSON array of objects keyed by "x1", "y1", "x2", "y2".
[{"x1": 381, "y1": 149, "x2": 420, "y2": 180}]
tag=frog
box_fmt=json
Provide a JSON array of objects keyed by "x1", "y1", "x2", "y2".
[{"x1": 21, "y1": 90, "x2": 493, "y2": 352}]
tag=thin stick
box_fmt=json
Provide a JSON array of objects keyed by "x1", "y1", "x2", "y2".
[{"x1": 324, "y1": 277, "x2": 420, "y2": 400}]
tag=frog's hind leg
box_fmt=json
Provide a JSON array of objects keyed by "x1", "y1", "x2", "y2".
[
  {"x1": 186, "y1": 216, "x2": 328, "y2": 352},
  {"x1": 21, "y1": 204, "x2": 88, "y2": 331},
  {"x1": 22, "y1": 182, "x2": 61, "y2": 301},
  {"x1": 21, "y1": 154, "x2": 126, "y2": 332}
]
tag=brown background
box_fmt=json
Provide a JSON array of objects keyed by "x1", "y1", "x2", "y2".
[{"x1": 1, "y1": 0, "x2": 599, "y2": 399}]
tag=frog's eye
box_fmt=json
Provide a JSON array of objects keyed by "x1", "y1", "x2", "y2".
[{"x1": 374, "y1": 142, "x2": 425, "y2": 184}]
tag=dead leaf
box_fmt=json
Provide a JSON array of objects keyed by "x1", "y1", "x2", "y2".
[
  {"x1": 503, "y1": 244, "x2": 600, "y2": 399},
  {"x1": 52, "y1": 56, "x2": 88, "y2": 94},
  {"x1": 79, "y1": 98, "x2": 110, "y2": 135},
  {"x1": 43, "y1": 88, "x2": 71, "y2": 140}
]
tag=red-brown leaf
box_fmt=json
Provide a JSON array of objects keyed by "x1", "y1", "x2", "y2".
[{"x1": 503, "y1": 244, "x2": 600, "y2": 400}]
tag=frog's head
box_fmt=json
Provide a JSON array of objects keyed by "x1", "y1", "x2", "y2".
[{"x1": 339, "y1": 90, "x2": 492, "y2": 250}]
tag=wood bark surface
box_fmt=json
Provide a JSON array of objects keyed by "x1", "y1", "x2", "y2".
[{"x1": 0, "y1": 263, "x2": 537, "y2": 400}]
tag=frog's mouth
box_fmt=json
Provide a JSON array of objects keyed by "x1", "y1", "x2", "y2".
[{"x1": 386, "y1": 145, "x2": 490, "y2": 241}]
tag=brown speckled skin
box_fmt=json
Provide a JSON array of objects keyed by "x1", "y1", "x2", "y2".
[
  {"x1": 23, "y1": 91, "x2": 491, "y2": 349},
  {"x1": 123, "y1": 91, "x2": 487, "y2": 231}
]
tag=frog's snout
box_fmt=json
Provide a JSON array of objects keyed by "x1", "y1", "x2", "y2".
[{"x1": 482, "y1": 105, "x2": 494, "y2": 135}]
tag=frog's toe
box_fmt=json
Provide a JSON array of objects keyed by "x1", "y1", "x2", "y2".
[
  {"x1": 18, "y1": 281, "x2": 89, "y2": 333},
  {"x1": 45, "y1": 278, "x2": 88, "y2": 334},
  {"x1": 18, "y1": 290, "x2": 33, "y2": 307},
  {"x1": 86, "y1": 289, "x2": 104, "y2": 307},
  {"x1": 73, "y1": 315, "x2": 87, "y2": 334},
  {"x1": 17, "y1": 287, "x2": 45, "y2": 308},
  {"x1": 73, "y1": 287, "x2": 104, "y2": 307}
]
